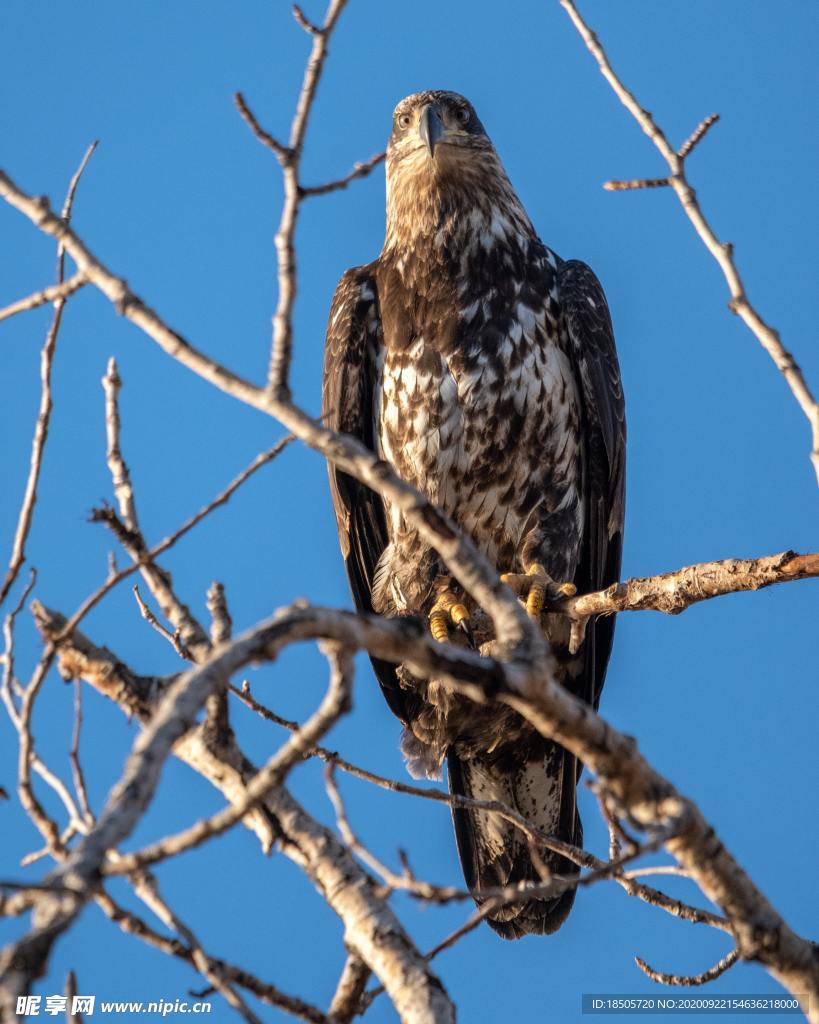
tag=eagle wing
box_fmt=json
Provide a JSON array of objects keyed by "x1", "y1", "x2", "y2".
[
  {"x1": 559, "y1": 258, "x2": 626, "y2": 710},
  {"x1": 321, "y1": 266, "x2": 409, "y2": 721}
]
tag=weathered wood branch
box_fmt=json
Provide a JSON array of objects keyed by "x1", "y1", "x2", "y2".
[{"x1": 557, "y1": 550, "x2": 819, "y2": 618}]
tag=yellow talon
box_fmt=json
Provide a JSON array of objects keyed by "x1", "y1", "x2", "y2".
[
  {"x1": 526, "y1": 563, "x2": 547, "y2": 620},
  {"x1": 430, "y1": 607, "x2": 449, "y2": 643},
  {"x1": 503, "y1": 564, "x2": 578, "y2": 620},
  {"x1": 429, "y1": 588, "x2": 472, "y2": 644}
]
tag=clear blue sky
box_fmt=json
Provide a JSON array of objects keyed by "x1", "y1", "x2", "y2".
[{"x1": 1, "y1": 2, "x2": 817, "y2": 1021}]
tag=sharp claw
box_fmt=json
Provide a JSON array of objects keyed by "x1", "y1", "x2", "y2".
[{"x1": 457, "y1": 617, "x2": 475, "y2": 649}]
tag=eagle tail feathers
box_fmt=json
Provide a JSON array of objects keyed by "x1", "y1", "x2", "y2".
[{"x1": 447, "y1": 745, "x2": 581, "y2": 939}]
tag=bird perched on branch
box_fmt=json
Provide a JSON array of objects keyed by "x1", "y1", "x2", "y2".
[{"x1": 323, "y1": 91, "x2": 625, "y2": 938}]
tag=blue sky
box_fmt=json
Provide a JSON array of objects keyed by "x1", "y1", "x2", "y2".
[{"x1": 1, "y1": 1, "x2": 817, "y2": 1021}]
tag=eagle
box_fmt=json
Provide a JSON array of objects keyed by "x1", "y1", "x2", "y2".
[{"x1": 323, "y1": 91, "x2": 625, "y2": 938}]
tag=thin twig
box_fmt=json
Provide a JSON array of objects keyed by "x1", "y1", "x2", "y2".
[
  {"x1": 133, "y1": 585, "x2": 193, "y2": 661},
  {"x1": 69, "y1": 681, "x2": 93, "y2": 826},
  {"x1": 635, "y1": 947, "x2": 740, "y2": 986},
  {"x1": 234, "y1": 92, "x2": 289, "y2": 163},
  {"x1": 678, "y1": 113, "x2": 720, "y2": 159},
  {"x1": 0, "y1": 142, "x2": 97, "y2": 607},
  {"x1": 0, "y1": 272, "x2": 87, "y2": 323},
  {"x1": 603, "y1": 177, "x2": 670, "y2": 191},
  {"x1": 300, "y1": 151, "x2": 385, "y2": 197},
  {"x1": 324, "y1": 762, "x2": 674, "y2": 910},
  {"x1": 65, "y1": 968, "x2": 82, "y2": 1024}
]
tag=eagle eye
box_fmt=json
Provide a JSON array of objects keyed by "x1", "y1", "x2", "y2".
[
  {"x1": 454, "y1": 105, "x2": 470, "y2": 125},
  {"x1": 397, "y1": 112, "x2": 412, "y2": 130}
]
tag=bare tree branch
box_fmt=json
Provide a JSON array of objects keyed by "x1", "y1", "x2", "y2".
[
  {"x1": 0, "y1": 272, "x2": 88, "y2": 323},
  {"x1": 328, "y1": 954, "x2": 370, "y2": 1024},
  {"x1": 133, "y1": 585, "x2": 193, "y2": 662},
  {"x1": 635, "y1": 947, "x2": 740, "y2": 987},
  {"x1": 300, "y1": 151, "x2": 385, "y2": 198},
  {"x1": 559, "y1": 0, "x2": 819, "y2": 481},
  {"x1": 678, "y1": 113, "x2": 720, "y2": 159},
  {"x1": 603, "y1": 177, "x2": 669, "y2": 192},
  {"x1": 233, "y1": 92, "x2": 289, "y2": 163},
  {"x1": 1, "y1": 7, "x2": 815, "y2": 1015},
  {"x1": 553, "y1": 550, "x2": 819, "y2": 619}
]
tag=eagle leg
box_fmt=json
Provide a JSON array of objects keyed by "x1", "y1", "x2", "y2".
[
  {"x1": 428, "y1": 581, "x2": 473, "y2": 646},
  {"x1": 501, "y1": 563, "x2": 577, "y2": 621}
]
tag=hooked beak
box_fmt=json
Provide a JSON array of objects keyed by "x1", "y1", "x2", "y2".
[{"x1": 418, "y1": 104, "x2": 446, "y2": 158}]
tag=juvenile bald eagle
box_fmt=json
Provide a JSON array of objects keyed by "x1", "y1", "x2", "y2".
[{"x1": 323, "y1": 91, "x2": 625, "y2": 938}]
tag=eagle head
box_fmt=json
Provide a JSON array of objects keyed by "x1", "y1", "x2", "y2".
[
  {"x1": 383, "y1": 90, "x2": 527, "y2": 253},
  {"x1": 388, "y1": 91, "x2": 490, "y2": 161}
]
